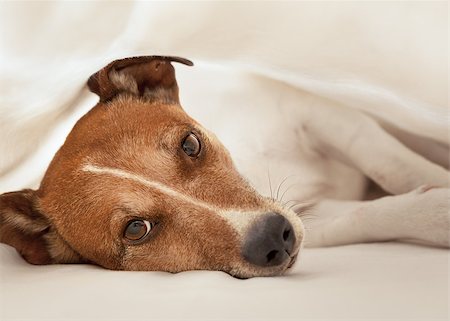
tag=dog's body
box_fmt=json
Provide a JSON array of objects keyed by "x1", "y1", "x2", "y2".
[
  {"x1": 180, "y1": 65, "x2": 450, "y2": 248},
  {"x1": 0, "y1": 56, "x2": 448, "y2": 278}
]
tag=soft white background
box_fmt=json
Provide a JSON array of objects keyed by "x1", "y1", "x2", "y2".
[{"x1": 0, "y1": 2, "x2": 448, "y2": 320}]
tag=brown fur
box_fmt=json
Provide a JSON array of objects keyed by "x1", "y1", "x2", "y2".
[{"x1": 0, "y1": 56, "x2": 301, "y2": 278}]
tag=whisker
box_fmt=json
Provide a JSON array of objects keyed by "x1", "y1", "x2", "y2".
[
  {"x1": 280, "y1": 181, "x2": 301, "y2": 203},
  {"x1": 267, "y1": 168, "x2": 274, "y2": 201},
  {"x1": 275, "y1": 175, "x2": 293, "y2": 201},
  {"x1": 288, "y1": 201, "x2": 308, "y2": 211},
  {"x1": 289, "y1": 201, "x2": 316, "y2": 214},
  {"x1": 297, "y1": 214, "x2": 318, "y2": 221},
  {"x1": 283, "y1": 199, "x2": 297, "y2": 207},
  {"x1": 284, "y1": 198, "x2": 306, "y2": 208}
]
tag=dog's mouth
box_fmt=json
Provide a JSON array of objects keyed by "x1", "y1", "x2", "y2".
[
  {"x1": 229, "y1": 250, "x2": 300, "y2": 279},
  {"x1": 287, "y1": 253, "x2": 298, "y2": 269}
]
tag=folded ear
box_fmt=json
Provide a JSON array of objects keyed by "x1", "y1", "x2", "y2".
[
  {"x1": 0, "y1": 189, "x2": 82, "y2": 265},
  {"x1": 87, "y1": 55, "x2": 193, "y2": 104}
]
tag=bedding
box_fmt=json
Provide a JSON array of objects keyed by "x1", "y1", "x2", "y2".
[
  {"x1": 0, "y1": 2, "x2": 448, "y2": 320},
  {"x1": 1, "y1": 242, "x2": 448, "y2": 320}
]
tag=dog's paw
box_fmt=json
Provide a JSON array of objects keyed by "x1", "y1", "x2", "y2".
[{"x1": 302, "y1": 212, "x2": 358, "y2": 248}]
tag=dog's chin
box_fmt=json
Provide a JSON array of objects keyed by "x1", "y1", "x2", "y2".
[
  {"x1": 226, "y1": 247, "x2": 301, "y2": 279},
  {"x1": 227, "y1": 262, "x2": 294, "y2": 279}
]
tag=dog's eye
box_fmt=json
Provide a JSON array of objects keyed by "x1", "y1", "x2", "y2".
[
  {"x1": 124, "y1": 220, "x2": 152, "y2": 242},
  {"x1": 182, "y1": 133, "x2": 201, "y2": 157}
]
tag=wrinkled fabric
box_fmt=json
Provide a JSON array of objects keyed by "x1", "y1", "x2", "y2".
[{"x1": 0, "y1": 1, "x2": 447, "y2": 193}]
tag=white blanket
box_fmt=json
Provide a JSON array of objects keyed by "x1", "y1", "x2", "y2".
[
  {"x1": 0, "y1": 1, "x2": 448, "y2": 193},
  {"x1": 0, "y1": 2, "x2": 448, "y2": 320}
]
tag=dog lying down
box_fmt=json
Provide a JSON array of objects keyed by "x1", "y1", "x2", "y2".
[{"x1": 0, "y1": 56, "x2": 448, "y2": 278}]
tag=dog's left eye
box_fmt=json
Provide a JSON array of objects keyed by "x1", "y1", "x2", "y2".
[
  {"x1": 124, "y1": 220, "x2": 152, "y2": 242},
  {"x1": 182, "y1": 133, "x2": 201, "y2": 157}
]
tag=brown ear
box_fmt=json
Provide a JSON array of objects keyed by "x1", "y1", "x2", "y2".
[
  {"x1": 87, "y1": 55, "x2": 194, "y2": 104},
  {"x1": 0, "y1": 190, "x2": 82, "y2": 265}
]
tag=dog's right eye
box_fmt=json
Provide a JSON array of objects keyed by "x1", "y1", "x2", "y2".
[
  {"x1": 124, "y1": 220, "x2": 152, "y2": 242},
  {"x1": 181, "y1": 133, "x2": 201, "y2": 157}
]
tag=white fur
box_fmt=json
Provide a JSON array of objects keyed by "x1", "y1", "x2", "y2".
[
  {"x1": 179, "y1": 66, "x2": 450, "y2": 248},
  {"x1": 82, "y1": 163, "x2": 218, "y2": 212}
]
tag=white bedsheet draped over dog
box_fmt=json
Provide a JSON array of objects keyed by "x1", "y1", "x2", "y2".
[{"x1": 0, "y1": 2, "x2": 447, "y2": 191}]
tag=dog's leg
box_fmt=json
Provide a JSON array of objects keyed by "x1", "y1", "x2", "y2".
[
  {"x1": 304, "y1": 102, "x2": 449, "y2": 194},
  {"x1": 303, "y1": 186, "x2": 450, "y2": 248}
]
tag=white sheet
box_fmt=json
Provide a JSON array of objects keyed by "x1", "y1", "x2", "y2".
[
  {"x1": 0, "y1": 1, "x2": 448, "y2": 193},
  {"x1": 0, "y1": 2, "x2": 448, "y2": 320},
  {"x1": 1, "y1": 242, "x2": 448, "y2": 320}
]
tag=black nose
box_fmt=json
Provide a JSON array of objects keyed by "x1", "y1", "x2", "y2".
[{"x1": 242, "y1": 212, "x2": 296, "y2": 267}]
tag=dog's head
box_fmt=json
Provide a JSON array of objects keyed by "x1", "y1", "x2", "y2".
[{"x1": 0, "y1": 56, "x2": 304, "y2": 278}]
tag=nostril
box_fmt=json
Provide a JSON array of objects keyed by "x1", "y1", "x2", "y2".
[
  {"x1": 266, "y1": 250, "x2": 279, "y2": 263},
  {"x1": 283, "y1": 229, "x2": 290, "y2": 241}
]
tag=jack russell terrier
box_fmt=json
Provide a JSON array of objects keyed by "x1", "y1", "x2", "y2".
[{"x1": 0, "y1": 56, "x2": 448, "y2": 278}]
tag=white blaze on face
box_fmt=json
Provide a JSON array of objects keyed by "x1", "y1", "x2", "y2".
[
  {"x1": 81, "y1": 163, "x2": 304, "y2": 249},
  {"x1": 82, "y1": 163, "x2": 217, "y2": 212}
]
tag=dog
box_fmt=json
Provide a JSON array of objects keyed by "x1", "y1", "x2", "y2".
[{"x1": 0, "y1": 56, "x2": 448, "y2": 278}]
